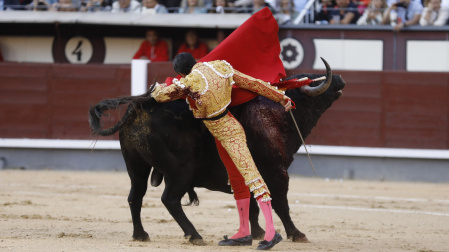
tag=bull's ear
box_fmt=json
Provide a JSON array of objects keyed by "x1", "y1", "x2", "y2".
[
  {"x1": 148, "y1": 83, "x2": 157, "y2": 93},
  {"x1": 148, "y1": 76, "x2": 158, "y2": 93}
]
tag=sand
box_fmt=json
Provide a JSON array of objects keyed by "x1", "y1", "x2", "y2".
[{"x1": 0, "y1": 170, "x2": 448, "y2": 252}]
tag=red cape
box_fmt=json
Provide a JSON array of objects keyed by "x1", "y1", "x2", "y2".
[{"x1": 167, "y1": 7, "x2": 286, "y2": 107}]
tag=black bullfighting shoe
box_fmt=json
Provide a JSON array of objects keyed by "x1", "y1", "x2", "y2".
[
  {"x1": 218, "y1": 235, "x2": 252, "y2": 246},
  {"x1": 256, "y1": 232, "x2": 283, "y2": 250}
]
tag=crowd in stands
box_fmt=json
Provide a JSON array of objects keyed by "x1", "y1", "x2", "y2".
[
  {"x1": 1, "y1": 0, "x2": 448, "y2": 26},
  {"x1": 314, "y1": 0, "x2": 449, "y2": 26},
  {"x1": 132, "y1": 29, "x2": 209, "y2": 62}
]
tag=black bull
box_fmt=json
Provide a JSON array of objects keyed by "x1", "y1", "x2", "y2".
[{"x1": 88, "y1": 64, "x2": 345, "y2": 245}]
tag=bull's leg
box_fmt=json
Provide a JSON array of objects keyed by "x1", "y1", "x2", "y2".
[
  {"x1": 128, "y1": 169, "x2": 151, "y2": 241},
  {"x1": 249, "y1": 197, "x2": 265, "y2": 240},
  {"x1": 270, "y1": 184, "x2": 308, "y2": 242},
  {"x1": 124, "y1": 152, "x2": 152, "y2": 242},
  {"x1": 161, "y1": 174, "x2": 205, "y2": 246}
]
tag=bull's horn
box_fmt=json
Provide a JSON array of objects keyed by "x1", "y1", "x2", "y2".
[{"x1": 300, "y1": 57, "x2": 332, "y2": 97}]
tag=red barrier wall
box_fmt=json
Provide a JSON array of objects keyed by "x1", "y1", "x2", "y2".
[
  {"x1": 1, "y1": 62, "x2": 448, "y2": 149},
  {"x1": 298, "y1": 70, "x2": 449, "y2": 149},
  {"x1": 0, "y1": 63, "x2": 130, "y2": 140}
]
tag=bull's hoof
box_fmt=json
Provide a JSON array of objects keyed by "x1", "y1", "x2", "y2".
[
  {"x1": 292, "y1": 235, "x2": 309, "y2": 243},
  {"x1": 251, "y1": 227, "x2": 265, "y2": 240},
  {"x1": 132, "y1": 231, "x2": 150, "y2": 242},
  {"x1": 190, "y1": 238, "x2": 206, "y2": 246},
  {"x1": 251, "y1": 231, "x2": 265, "y2": 240}
]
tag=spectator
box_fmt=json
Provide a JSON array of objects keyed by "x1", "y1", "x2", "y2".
[
  {"x1": 266, "y1": 0, "x2": 278, "y2": 10},
  {"x1": 158, "y1": 0, "x2": 181, "y2": 12},
  {"x1": 133, "y1": 30, "x2": 169, "y2": 61},
  {"x1": 208, "y1": 0, "x2": 232, "y2": 13},
  {"x1": 26, "y1": 0, "x2": 51, "y2": 10},
  {"x1": 329, "y1": 0, "x2": 360, "y2": 24},
  {"x1": 276, "y1": 0, "x2": 299, "y2": 24},
  {"x1": 357, "y1": 0, "x2": 371, "y2": 7},
  {"x1": 383, "y1": 0, "x2": 423, "y2": 31},
  {"x1": 419, "y1": 0, "x2": 449, "y2": 25},
  {"x1": 293, "y1": 0, "x2": 307, "y2": 12},
  {"x1": 314, "y1": 0, "x2": 336, "y2": 24},
  {"x1": 51, "y1": 0, "x2": 78, "y2": 11},
  {"x1": 141, "y1": 0, "x2": 168, "y2": 13},
  {"x1": 176, "y1": 30, "x2": 209, "y2": 59},
  {"x1": 111, "y1": 0, "x2": 141, "y2": 12},
  {"x1": 204, "y1": 0, "x2": 213, "y2": 7},
  {"x1": 178, "y1": 0, "x2": 206, "y2": 13},
  {"x1": 4, "y1": 0, "x2": 33, "y2": 10},
  {"x1": 357, "y1": 0, "x2": 388, "y2": 24},
  {"x1": 354, "y1": 0, "x2": 370, "y2": 16},
  {"x1": 252, "y1": 0, "x2": 276, "y2": 14},
  {"x1": 230, "y1": 0, "x2": 251, "y2": 12},
  {"x1": 81, "y1": 0, "x2": 112, "y2": 11}
]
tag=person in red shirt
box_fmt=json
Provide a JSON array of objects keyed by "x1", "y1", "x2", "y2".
[
  {"x1": 133, "y1": 29, "x2": 169, "y2": 61},
  {"x1": 176, "y1": 30, "x2": 209, "y2": 60}
]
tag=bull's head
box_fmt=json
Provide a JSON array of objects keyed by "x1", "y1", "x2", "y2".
[
  {"x1": 291, "y1": 57, "x2": 345, "y2": 104},
  {"x1": 285, "y1": 58, "x2": 345, "y2": 137}
]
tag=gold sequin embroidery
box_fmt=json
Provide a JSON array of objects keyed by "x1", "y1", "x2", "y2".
[{"x1": 203, "y1": 113, "x2": 271, "y2": 202}]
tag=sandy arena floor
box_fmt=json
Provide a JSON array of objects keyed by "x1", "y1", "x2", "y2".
[{"x1": 0, "y1": 170, "x2": 448, "y2": 252}]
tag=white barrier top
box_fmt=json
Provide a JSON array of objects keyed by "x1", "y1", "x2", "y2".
[{"x1": 1, "y1": 138, "x2": 448, "y2": 160}]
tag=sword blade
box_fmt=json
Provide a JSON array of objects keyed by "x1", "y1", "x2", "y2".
[{"x1": 289, "y1": 110, "x2": 316, "y2": 174}]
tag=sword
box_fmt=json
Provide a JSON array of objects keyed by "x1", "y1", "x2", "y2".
[
  {"x1": 289, "y1": 110, "x2": 316, "y2": 175},
  {"x1": 285, "y1": 76, "x2": 325, "y2": 175}
]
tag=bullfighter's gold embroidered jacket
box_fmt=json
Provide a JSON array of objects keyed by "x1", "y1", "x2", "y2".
[{"x1": 151, "y1": 60, "x2": 285, "y2": 119}]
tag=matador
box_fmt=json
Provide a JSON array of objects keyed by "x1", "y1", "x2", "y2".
[{"x1": 151, "y1": 52, "x2": 292, "y2": 250}]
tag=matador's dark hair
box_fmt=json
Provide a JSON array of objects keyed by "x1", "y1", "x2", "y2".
[{"x1": 173, "y1": 52, "x2": 197, "y2": 75}]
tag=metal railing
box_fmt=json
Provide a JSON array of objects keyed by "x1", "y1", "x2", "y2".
[
  {"x1": 1, "y1": 2, "x2": 309, "y2": 14},
  {"x1": 5, "y1": 2, "x2": 444, "y2": 27},
  {"x1": 293, "y1": 0, "x2": 317, "y2": 24}
]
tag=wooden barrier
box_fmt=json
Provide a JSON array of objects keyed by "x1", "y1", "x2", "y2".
[
  {"x1": 0, "y1": 63, "x2": 130, "y2": 140},
  {"x1": 296, "y1": 70, "x2": 449, "y2": 149},
  {"x1": 1, "y1": 62, "x2": 448, "y2": 149}
]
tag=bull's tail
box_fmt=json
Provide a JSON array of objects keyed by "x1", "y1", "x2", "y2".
[
  {"x1": 88, "y1": 84, "x2": 156, "y2": 136},
  {"x1": 88, "y1": 98, "x2": 136, "y2": 136}
]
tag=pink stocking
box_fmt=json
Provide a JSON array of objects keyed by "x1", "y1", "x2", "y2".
[
  {"x1": 231, "y1": 198, "x2": 251, "y2": 239},
  {"x1": 257, "y1": 198, "x2": 275, "y2": 241}
]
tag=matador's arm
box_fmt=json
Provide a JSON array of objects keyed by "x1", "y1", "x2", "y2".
[
  {"x1": 232, "y1": 69, "x2": 285, "y2": 103},
  {"x1": 151, "y1": 79, "x2": 188, "y2": 103}
]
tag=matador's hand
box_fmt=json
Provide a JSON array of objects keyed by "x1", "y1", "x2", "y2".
[{"x1": 280, "y1": 96, "x2": 293, "y2": 111}]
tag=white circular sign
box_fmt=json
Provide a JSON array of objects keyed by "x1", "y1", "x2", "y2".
[
  {"x1": 64, "y1": 36, "x2": 93, "y2": 64},
  {"x1": 280, "y1": 38, "x2": 304, "y2": 70}
]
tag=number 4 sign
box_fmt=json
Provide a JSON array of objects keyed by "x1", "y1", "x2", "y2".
[{"x1": 64, "y1": 36, "x2": 93, "y2": 64}]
